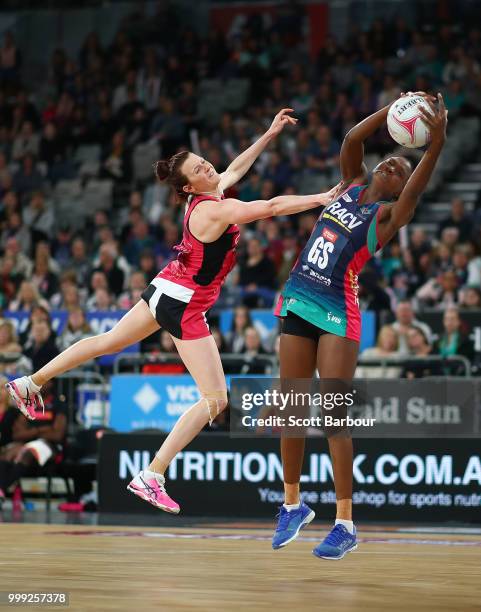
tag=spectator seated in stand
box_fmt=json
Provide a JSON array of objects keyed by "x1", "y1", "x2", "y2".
[
  {"x1": 225, "y1": 305, "x2": 253, "y2": 353},
  {"x1": 2, "y1": 236, "x2": 32, "y2": 282},
  {"x1": 437, "y1": 197, "x2": 473, "y2": 244},
  {"x1": 22, "y1": 319, "x2": 59, "y2": 372},
  {"x1": 356, "y1": 325, "x2": 402, "y2": 379},
  {"x1": 12, "y1": 155, "x2": 44, "y2": 200},
  {"x1": 30, "y1": 246, "x2": 59, "y2": 302},
  {"x1": 57, "y1": 307, "x2": 93, "y2": 352},
  {"x1": 239, "y1": 326, "x2": 270, "y2": 374},
  {"x1": 402, "y1": 325, "x2": 440, "y2": 379},
  {"x1": 391, "y1": 300, "x2": 432, "y2": 355},
  {"x1": 92, "y1": 243, "x2": 125, "y2": 298},
  {"x1": 460, "y1": 286, "x2": 481, "y2": 309},
  {"x1": 12, "y1": 121, "x2": 39, "y2": 161},
  {"x1": 0, "y1": 318, "x2": 21, "y2": 354},
  {"x1": 22, "y1": 192, "x2": 54, "y2": 249},
  {"x1": 238, "y1": 237, "x2": 277, "y2": 307},
  {"x1": 0, "y1": 320, "x2": 30, "y2": 375},
  {"x1": 85, "y1": 287, "x2": 115, "y2": 311},
  {"x1": 18, "y1": 304, "x2": 53, "y2": 346},
  {"x1": 0, "y1": 382, "x2": 67, "y2": 509},
  {"x1": 67, "y1": 237, "x2": 91, "y2": 289},
  {"x1": 117, "y1": 270, "x2": 147, "y2": 309},
  {"x1": 9, "y1": 280, "x2": 49, "y2": 312},
  {"x1": 416, "y1": 268, "x2": 460, "y2": 310},
  {"x1": 435, "y1": 306, "x2": 474, "y2": 369},
  {"x1": 50, "y1": 273, "x2": 84, "y2": 310}
]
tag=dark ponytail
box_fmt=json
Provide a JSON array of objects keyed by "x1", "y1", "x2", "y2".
[
  {"x1": 153, "y1": 151, "x2": 190, "y2": 198},
  {"x1": 154, "y1": 160, "x2": 170, "y2": 182}
]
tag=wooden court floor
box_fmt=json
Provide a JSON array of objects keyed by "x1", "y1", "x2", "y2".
[{"x1": 1, "y1": 522, "x2": 480, "y2": 612}]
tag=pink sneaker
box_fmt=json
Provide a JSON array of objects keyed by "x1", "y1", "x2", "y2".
[
  {"x1": 127, "y1": 470, "x2": 180, "y2": 514},
  {"x1": 6, "y1": 377, "x2": 44, "y2": 421}
]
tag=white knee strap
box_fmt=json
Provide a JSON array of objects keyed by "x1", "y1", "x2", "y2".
[{"x1": 201, "y1": 390, "x2": 228, "y2": 426}]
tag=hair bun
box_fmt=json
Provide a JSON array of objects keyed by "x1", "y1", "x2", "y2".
[{"x1": 154, "y1": 160, "x2": 170, "y2": 182}]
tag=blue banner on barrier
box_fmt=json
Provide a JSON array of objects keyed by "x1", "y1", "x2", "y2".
[
  {"x1": 109, "y1": 374, "x2": 262, "y2": 432},
  {"x1": 109, "y1": 375, "x2": 201, "y2": 432},
  {"x1": 3, "y1": 310, "x2": 140, "y2": 364},
  {"x1": 219, "y1": 309, "x2": 376, "y2": 351},
  {"x1": 4, "y1": 309, "x2": 131, "y2": 335}
]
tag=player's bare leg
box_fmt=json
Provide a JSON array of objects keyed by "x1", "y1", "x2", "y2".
[
  {"x1": 272, "y1": 332, "x2": 318, "y2": 549},
  {"x1": 313, "y1": 333, "x2": 359, "y2": 560},
  {"x1": 128, "y1": 334, "x2": 228, "y2": 513}
]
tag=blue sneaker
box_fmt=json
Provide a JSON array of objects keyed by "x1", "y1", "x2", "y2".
[
  {"x1": 312, "y1": 524, "x2": 357, "y2": 560},
  {"x1": 272, "y1": 503, "x2": 315, "y2": 550}
]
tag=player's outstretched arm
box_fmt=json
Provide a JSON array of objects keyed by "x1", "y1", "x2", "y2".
[
  {"x1": 207, "y1": 183, "x2": 342, "y2": 225},
  {"x1": 377, "y1": 93, "x2": 447, "y2": 245},
  {"x1": 219, "y1": 108, "x2": 297, "y2": 191}
]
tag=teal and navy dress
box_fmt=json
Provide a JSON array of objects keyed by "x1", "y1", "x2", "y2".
[{"x1": 275, "y1": 183, "x2": 388, "y2": 342}]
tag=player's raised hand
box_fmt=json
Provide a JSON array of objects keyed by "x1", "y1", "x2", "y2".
[
  {"x1": 318, "y1": 181, "x2": 345, "y2": 205},
  {"x1": 418, "y1": 93, "x2": 448, "y2": 145},
  {"x1": 400, "y1": 91, "x2": 437, "y2": 103},
  {"x1": 268, "y1": 108, "x2": 298, "y2": 136}
]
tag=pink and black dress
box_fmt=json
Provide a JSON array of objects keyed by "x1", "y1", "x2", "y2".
[{"x1": 141, "y1": 194, "x2": 240, "y2": 340}]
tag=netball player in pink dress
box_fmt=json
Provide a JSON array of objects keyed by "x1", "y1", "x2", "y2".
[{"x1": 7, "y1": 109, "x2": 341, "y2": 513}]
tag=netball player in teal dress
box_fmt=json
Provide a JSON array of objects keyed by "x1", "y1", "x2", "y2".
[{"x1": 272, "y1": 93, "x2": 448, "y2": 559}]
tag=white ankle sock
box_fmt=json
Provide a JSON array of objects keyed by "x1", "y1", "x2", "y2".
[
  {"x1": 28, "y1": 377, "x2": 42, "y2": 392},
  {"x1": 283, "y1": 502, "x2": 300, "y2": 511},
  {"x1": 335, "y1": 519, "x2": 354, "y2": 534},
  {"x1": 142, "y1": 469, "x2": 165, "y2": 483}
]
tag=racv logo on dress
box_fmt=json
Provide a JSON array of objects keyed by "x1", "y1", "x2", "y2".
[{"x1": 322, "y1": 201, "x2": 363, "y2": 233}]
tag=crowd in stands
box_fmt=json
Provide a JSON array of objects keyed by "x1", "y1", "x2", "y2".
[{"x1": 0, "y1": 2, "x2": 481, "y2": 381}]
